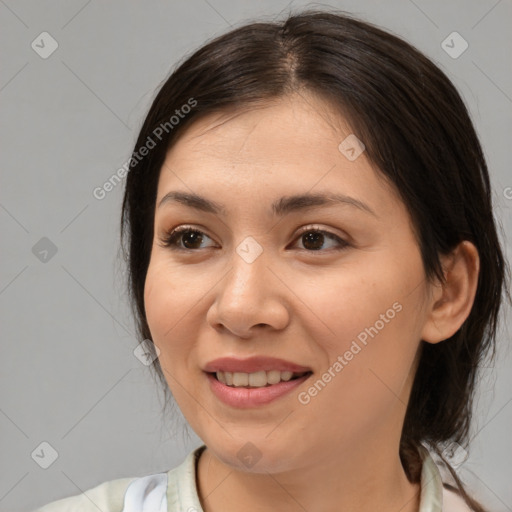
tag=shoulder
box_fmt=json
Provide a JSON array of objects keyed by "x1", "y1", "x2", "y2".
[
  {"x1": 35, "y1": 446, "x2": 207, "y2": 512},
  {"x1": 35, "y1": 476, "x2": 138, "y2": 512}
]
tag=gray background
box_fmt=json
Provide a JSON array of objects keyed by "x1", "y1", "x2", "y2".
[{"x1": 1, "y1": 1, "x2": 511, "y2": 510}]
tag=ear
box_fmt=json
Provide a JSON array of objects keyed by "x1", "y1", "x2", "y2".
[{"x1": 421, "y1": 241, "x2": 480, "y2": 344}]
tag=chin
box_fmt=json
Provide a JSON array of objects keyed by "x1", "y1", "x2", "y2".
[{"x1": 205, "y1": 435, "x2": 302, "y2": 474}]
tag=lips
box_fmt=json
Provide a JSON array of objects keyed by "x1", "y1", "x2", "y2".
[
  {"x1": 203, "y1": 356, "x2": 312, "y2": 374},
  {"x1": 206, "y1": 371, "x2": 312, "y2": 407}
]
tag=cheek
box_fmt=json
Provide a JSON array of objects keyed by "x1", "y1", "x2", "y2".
[
  {"x1": 294, "y1": 255, "x2": 424, "y2": 409},
  {"x1": 144, "y1": 263, "x2": 201, "y2": 404},
  {"x1": 144, "y1": 265, "x2": 169, "y2": 342},
  {"x1": 292, "y1": 257, "x2": 411, "y2": 354},
  {"x1": 297, "y1": 306, "x2": 420, "y2": 449},
  {"x1": 144, "y1": 261, "x2": 192, "y2": 355}
]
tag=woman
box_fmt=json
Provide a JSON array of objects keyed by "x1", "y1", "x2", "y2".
[{"x1": 38, "y1": 8, "x2": 508, "y2": 512}]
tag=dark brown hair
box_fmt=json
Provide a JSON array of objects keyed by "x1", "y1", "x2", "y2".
[{"x1": 120, "y1": 9, "x2": 509, "y2": 511}]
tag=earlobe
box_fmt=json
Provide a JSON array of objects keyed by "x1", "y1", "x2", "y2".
[{"x1": 421, "y1": 241, "x2": 480, "y2": 344}]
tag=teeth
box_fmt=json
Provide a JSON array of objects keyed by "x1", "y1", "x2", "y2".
[
  {"x1": 248, "y1": 371, "x2": 266, "y2": 387},
  {"x1": 215, "y1": 370, "x2": 306, "y2": 388},
  {"x1": 232, "y1": 372, "x2": 248, "y2": 386},
  {"x1": 267, "y1": 370, "x2": 282, "y2": 385}
]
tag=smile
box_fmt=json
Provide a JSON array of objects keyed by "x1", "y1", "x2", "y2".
[
  {"x1": 206, "y1": 371, "x2": 313, "y2": 408},
  {"x1": 214, "y1": 370, "x2": 310, "y2": 388}
]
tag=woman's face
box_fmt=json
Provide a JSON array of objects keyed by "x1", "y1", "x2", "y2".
[{"x1": 144, "y1": 93, "x2": 435, "y2": 472}]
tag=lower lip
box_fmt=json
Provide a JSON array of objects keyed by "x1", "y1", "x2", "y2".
[{"x1": 206, "y1": 372, "x2": 312, "y2": 408}]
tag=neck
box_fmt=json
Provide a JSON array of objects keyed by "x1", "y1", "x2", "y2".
[{"x1": 196, "y1": 436, "x2": 422, "y2": 512}]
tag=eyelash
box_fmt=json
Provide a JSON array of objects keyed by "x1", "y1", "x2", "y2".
[{"x1": 159, "y1": 225, "x2": 349, "y2": 253}]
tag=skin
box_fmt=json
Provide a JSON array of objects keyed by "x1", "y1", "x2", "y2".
[{"x1": 143, "y1": 92, "x2": 479, "y2": 512}]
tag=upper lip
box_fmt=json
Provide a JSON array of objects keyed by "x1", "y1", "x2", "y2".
[{"x1": 203, "y1": 356, "x2": 312, "y2": 374}]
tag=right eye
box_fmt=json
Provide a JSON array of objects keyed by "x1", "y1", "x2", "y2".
[{"x1": 160, "y1": 226, "x2": 216, "y2": 251}]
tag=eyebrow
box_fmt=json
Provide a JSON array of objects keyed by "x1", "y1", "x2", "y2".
[{"x1": 157, "y1": 191, "x2": 377, "y2": 217}]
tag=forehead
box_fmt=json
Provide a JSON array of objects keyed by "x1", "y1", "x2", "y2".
[
  {"x1": 166, "y1": 94, "x2": 353, "y2": 167},
  {"x1": 156, "y1": 94, "x2": 403, "y2": 221}
]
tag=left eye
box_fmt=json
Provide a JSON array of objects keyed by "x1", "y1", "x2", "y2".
[
  {"x1": 160, "y1": 226, "x2": 348, "y2": 252},
  {"x1": 291, "y1": 228, "x2": 348, "y2": 251}
]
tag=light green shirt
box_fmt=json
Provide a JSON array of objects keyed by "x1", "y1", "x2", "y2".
[{"x1": 36, "y1": 444, "x2": 472, "y2": 511}]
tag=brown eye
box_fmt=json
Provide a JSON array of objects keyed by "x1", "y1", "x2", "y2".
[
  {"x1": 293, "y1": 228, "x2": 349, "y2": 252},
  {"x1": 301, "y1": 231, "x2": 325, "y2": 251},
  {"x1": 161, "y1": 227, "x2": 214, "y2": 250},
  {"x1": 160, "y1": 226, "x2": 349, "y2": 253}
]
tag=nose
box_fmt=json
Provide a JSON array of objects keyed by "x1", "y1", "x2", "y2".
[{"x1": 206, "y1": 247, "x2": 290, "y2": 338}]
